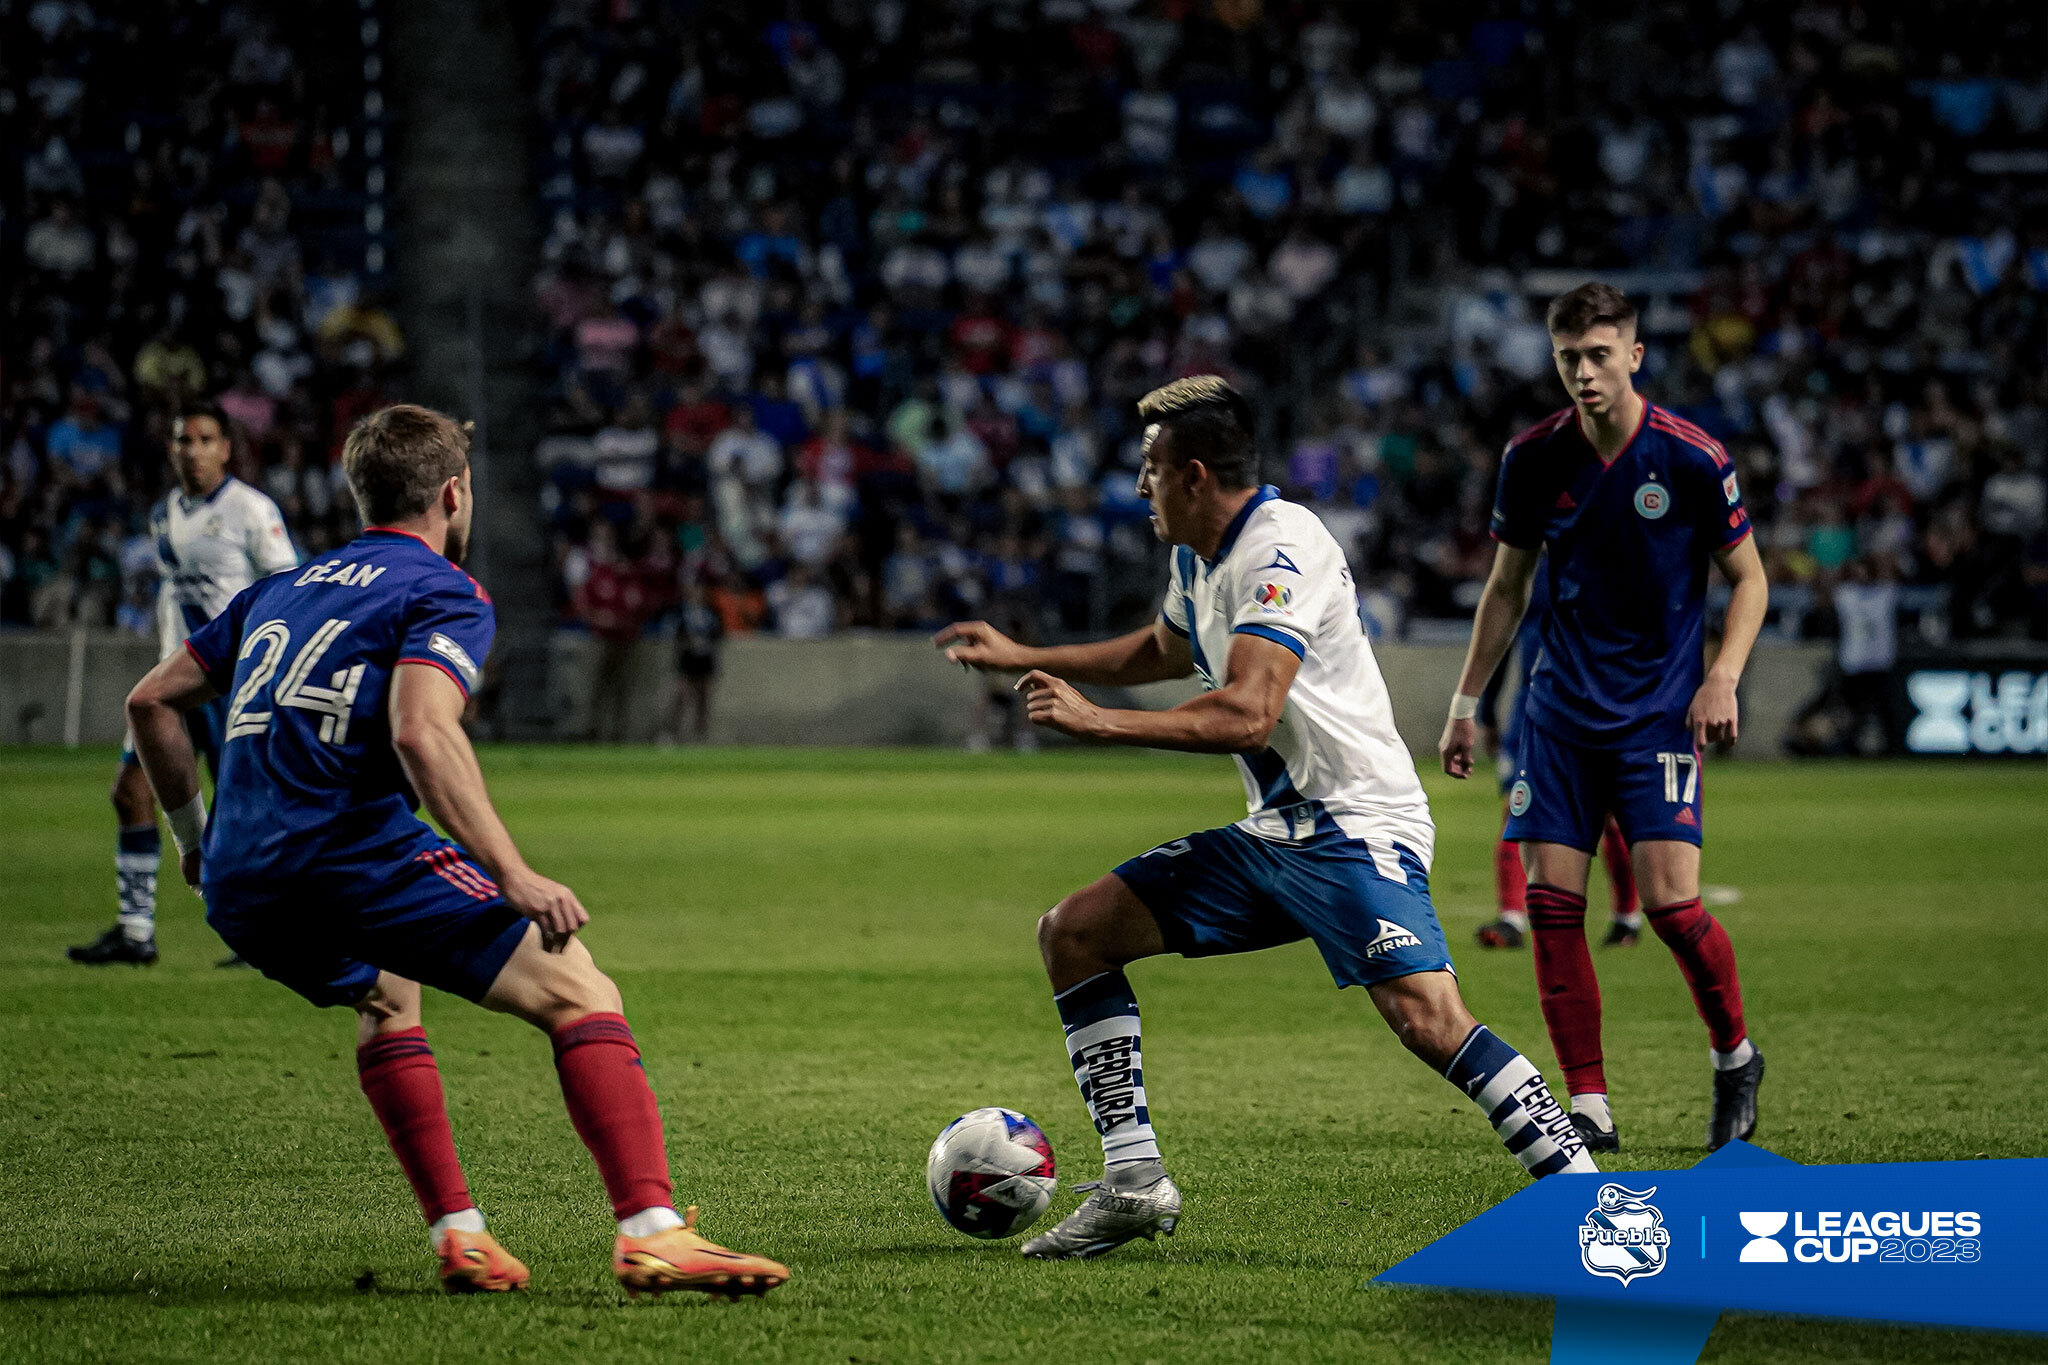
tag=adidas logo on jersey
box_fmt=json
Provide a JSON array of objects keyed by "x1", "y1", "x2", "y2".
[
  {"x1": 1364, "y1": 916, "x2": 1422, "y2": 957},
  {"x1": 1554, "y1": 490, "x2": 1576, "y2": 511}
]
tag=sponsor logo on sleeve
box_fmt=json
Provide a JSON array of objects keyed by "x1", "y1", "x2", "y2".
[
  {"x1": 428, "y1": 632, "x2": 479, "y2": 685},
  {"x1": 1723, "y1": 472, "x2": 1741, "y2": 504},
  {"x1": 1261, "y1": 548, "x2": 1302, "y2": 574}
]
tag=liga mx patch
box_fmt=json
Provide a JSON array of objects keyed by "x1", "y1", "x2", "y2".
[
  {"x1": 1634, "y1": 481, "x2": 1670, "y2": 520},
  {"x1": 428, "y1": 632, "x2": 479, "y2": 687},
  {"x1": 1254, "y1": 582, "x2": 1293, "y2": 612}
]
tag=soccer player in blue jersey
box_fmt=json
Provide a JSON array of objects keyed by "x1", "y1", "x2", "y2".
[
  {"x1": 121, "y1": 405, "x2": 788, "y2": 1298},
  {"x1": 942, "y1": 377, "x2": 1595, "y2": 1262},
  {"x1": 1441, "y1": 283, "x2": 1770, "y2": 1153}
]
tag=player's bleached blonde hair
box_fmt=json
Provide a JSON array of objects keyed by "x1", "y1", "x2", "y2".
[{"x1": 1136, "y1": 375, "x2": 1258, "y2": 487}]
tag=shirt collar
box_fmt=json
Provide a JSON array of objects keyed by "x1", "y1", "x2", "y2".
[
  {"x1": 1206, "y1": 485, "x2": 1280, "y2": 567},
  {"x1": 180, "y1": 474, "x2": 236, "y2": 512}
]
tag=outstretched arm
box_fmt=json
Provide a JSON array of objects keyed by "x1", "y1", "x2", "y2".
[
  {"x1": 1689, "y1": 533, "x2": 1769, "y2": 747},
  {"x1": 935, "y1": 617, "x2": 1193, "y2": 687},
  {"x1": 389, "y1": 662, "x2": 588, "y2": 947},
  {"x1": 1013, "y1": 632, "x2": 1299, "y2": 754},
  {"x1": 1440, "y1": 542, "x2": 1541, "y2": 777},
  {"x1": 126, "y1": 647, "x2": 219, "y2": 887}
]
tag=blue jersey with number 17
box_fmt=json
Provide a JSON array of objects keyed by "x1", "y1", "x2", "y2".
[
  {"x1": 182, "y1": 528, "x2": 493, "y2": 888},
  {"x1": 1490, "y1": 401, "x2": 1751, "y2": 748}
]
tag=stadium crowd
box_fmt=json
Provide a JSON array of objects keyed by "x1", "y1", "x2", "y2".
[
  {"x1": 0, "y1": 2, "x2": 394, "y2": 632},
  {"x1": 531, "y1": 0, "x2": 2047, "y2": 650}
]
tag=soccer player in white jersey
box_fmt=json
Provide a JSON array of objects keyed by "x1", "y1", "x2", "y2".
[
  {"x1": 936, "y1": 377, "x2": 1594, "y2": 1261},
  {"x1": 69, "y1": 403, "x2": 299, "y2": 966}
]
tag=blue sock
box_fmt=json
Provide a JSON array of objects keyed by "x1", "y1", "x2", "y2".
[
  {"x1": 1054, "y1": 970, "x2": 1160, "y2": 1168},
  {"x1": 1443, "y1": 1025, "x2": 1594, "y2": 1177},
  {"x1": 116, "y1": 824, "x2": 160, "y2": 943}
]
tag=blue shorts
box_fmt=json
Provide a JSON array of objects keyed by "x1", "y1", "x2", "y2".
[
  {"x1": 1503, "y1": 722, "x2": 1704, "y2": 852},
  {"x1": 206, "y1": 838, "x2": 529, "y2": 1009},
  {"x1": 1113, "y1": 822, "x2": 1453, "y2": 990},
  {"x1": 122, "y1": 696, "x2": 227, "y2": 778}
]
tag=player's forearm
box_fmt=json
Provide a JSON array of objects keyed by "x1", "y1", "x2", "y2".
[
  {"x1": 1019, "y1": 627, "x2": 1180, "y2": 687},
  {"x1": 1088, "y1": 689, "x2": 1274, "y2": 755},
  {"x1": 126, "y1": 698, "x2": 203, "y2": 812},
  {"x1": 393, "y1": 721, "x2": 529, "y2": 882},
  {"x1": 1454, "y1": 575, "x2": 1533, "y2": 699},
  {"x1": 1710, "y1": 569, "x2": 1769, "y2": 684}
]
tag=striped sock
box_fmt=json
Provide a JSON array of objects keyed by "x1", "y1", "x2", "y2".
[
  {"x1": 1443, "y1": 1025, "x2": 1597, "y2": 1177},
  {"x1": 1054, "y1": 970, "x2": 1160, "y2": 1168},
  {"x1": 116, "y1": 825, "x2": 159, "y2": 943}
]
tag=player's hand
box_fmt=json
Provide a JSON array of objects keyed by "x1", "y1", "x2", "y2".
[
  {"x1": 179, "y1": 848, "x2": 202, "y2": 889},
  {"x1": 1688, "y1": 671, "x2": 1740, "y2": 748},
  {"x1": 1440, "y1": 716, "x2": 1477, "y2": 778},
  {"x1": 1015, "y1": 670, "x2": 1101, "y2": 739},
  {"x1": 934, "y1": 620, "x2": 1029, "y2": 672},
  {"x1": 500, "y1": 866, "x2": 589, "y2": 949}
]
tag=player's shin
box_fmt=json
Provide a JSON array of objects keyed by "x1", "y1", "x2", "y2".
[
  {"x1": 357, "y1": 1027, "x2": 479, "y2": 1233},
  {"x1": 1646, "y1": 898, "x2": 1750, "y2": 1063},
  {"x1": 116, "y1": 825, "x2": 160, "y2": 942},
  {"x1": 550, "y1": 1012, "x2": 684, "y2": 1234},
  {"x1": 1441, "y1": 1025, "x2": 1597, "y2": 1176},
  {"x1": 1527, "y1": 885, "x2": 1608, "y2": 1111},
  {"x1": 1493, "y1": 836, "x2": 1528, "y2": 931},
  {"x1": 1054, "y1": 970, "x2": 1161, "y2": 1171}
]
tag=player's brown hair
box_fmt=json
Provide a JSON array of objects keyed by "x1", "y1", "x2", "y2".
[
  {"x1": 341, "y1": 404, "x2": 472, "y2": 526},
  {"x1": 1137, "y1": 375, "x2": 1258, "y2": 488},
  {"x1": 1546, "y1": 281, "x2": 1637, "y2": 337}
]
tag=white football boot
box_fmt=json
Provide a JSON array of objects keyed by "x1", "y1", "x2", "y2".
[{"x1": 1021, "y1": 1160, "x2": 1181, "y2": 1260}]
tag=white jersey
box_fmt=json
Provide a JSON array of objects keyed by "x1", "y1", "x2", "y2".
[
  {"x1": 151, "y1": 476, "x2": 299, "y2": 658},
  {"x1": 1162, "y1": 487, "x2": 1435, "y2": 869}
]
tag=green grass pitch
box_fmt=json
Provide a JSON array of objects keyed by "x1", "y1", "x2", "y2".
[{"x1": 2, "y1": 747, "x2": 2044, "y2": 1364}]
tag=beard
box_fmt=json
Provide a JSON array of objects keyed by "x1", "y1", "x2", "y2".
[{"x1": 443, "y1": 521, "x2": 469, "y2": 565}]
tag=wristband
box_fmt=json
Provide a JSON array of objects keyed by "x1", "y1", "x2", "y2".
[
  {"x1": 1448, "y1": 693, "x2": 1481, "y2": 722},
  {"x1": 166, "y1": 793, "x2": 208, "y2": 855}
]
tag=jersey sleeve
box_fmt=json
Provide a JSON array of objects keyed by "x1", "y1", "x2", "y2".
[
  {"x1": 1684, "y1": 441, "x2": 1752, "y2": 550},
  {"x1": 396, "y1": 574, "x2": 497, "y2": 697},
  {"x1": 1222, "y1": 518, "x2": 1336, "y2": 661},
  {"x1": 1160, "y1": 546, "x2": 1194, "y2": 637},
  {"x1": 244, "y1": 491, "x2": 301, "y2": 576},
  {"x1": 183, "y1": 585, "x2": 254, "y2": 692},
  {"x1": 1489, "y1": 444, "x2": 1545, "y2": 548}
]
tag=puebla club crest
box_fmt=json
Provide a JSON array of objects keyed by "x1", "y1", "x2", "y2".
[
  {"x1": 1633, "y1": 481, "x2": 1670, "y2": 519},
  {"x1": 1579, "y1": 1183, "x2": 1671, "y2": 1286}
]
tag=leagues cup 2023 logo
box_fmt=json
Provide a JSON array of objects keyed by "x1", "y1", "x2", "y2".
[{"x1": 1580, "y1": 1184, "x2": 1672, "y2": 1285}]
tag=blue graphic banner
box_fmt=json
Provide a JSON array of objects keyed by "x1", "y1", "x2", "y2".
[{"x1": 1374, "y1": 1142, "x2": 2048, "y2": 1362}]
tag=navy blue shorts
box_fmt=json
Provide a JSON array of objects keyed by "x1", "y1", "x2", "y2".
[
  {"x1": 122, "y1": 695, "x2": 227, "y2": 778},
  {"x1": 1113, "y1": 822, "x2": 1453, "y2": 990},
  {"x1": 206, "y1": 840, "x2": 529, "y2": 1009},
  {"x1": 1503, "y1": 722, "x2": 1704, "y2": 852}
]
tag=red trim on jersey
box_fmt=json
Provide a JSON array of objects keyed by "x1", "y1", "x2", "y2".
[
  {"x1": 1505, "y1": 408, "x2": 1575, "y2": 451},
  {"x1": 395, "y1": 656, "x2": 472, "y2": 696},
  {"x1": 1575, "y1": 395, "x2": 1649, "y2": 466},
  {"x1": 463, "y1": 573, "x2": 492, "y2": 604},
  {"x1": 1648, "y1": 411, "x2": 1733, "y2": 468},
  {"x1": 1719, "y1": 523, "x2": 1754, "y2": 552},
  {"x1": 183, "y1": 638, "x2": 215, "y2": 676}
]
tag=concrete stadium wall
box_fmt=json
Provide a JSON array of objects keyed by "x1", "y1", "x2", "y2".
[{"x1": 1, "y1": 629, "x2": 1832, "y2": 757}]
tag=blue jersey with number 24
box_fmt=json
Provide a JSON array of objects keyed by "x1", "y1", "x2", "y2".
[
  {"x1": 183, "y1": 528, "x2": 494, "y2": 888},
  {"x1": 1490, "y1": 401, "x2": 1751, "y2": 748}
]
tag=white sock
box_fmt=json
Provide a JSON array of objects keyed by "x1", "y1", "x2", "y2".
[
  {"x1": 1054, "y1": 972, "x2": 1162, "y2": 1168},
  {"x1": 1613, "y1": 909, "x2": 1644, "y2": 928},
  {"x1": 1570, "y1": 1092, "x2": 1613, "y2": 1131},
  {"x1": 1500, "y1": 910, "x2": 1530, "y2": 932},
  {"x1": 1712, "y1": 1038, "x2": 1756, "y2": 1071},
  {"x1": 619, "y1": 1205, "x2": 685, "y2": 1238},
  {"x1": 429, "y1": 1207, "x2": 486, "y2": 1244}
]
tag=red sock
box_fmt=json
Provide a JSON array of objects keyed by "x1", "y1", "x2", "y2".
[
  {"x1": 357, "y1": 1027, "x2": 473, "y2": 1222},
  {"x1": 551, "y1": 1012, "x2": 673, "y2": 1220},
  {"x1": 1526, "y1": 885, "x2": 1606, "y2": 1095},
  {"x1": 1494, "y1": 837, "x2": 1527, "y2": 914},
  {"x1": 1647, "y1": 897, "x2": 1747, "y2": 1052},
  {"x1": 1600, "y1": 818, "x2": 1638, "y2": 916}
]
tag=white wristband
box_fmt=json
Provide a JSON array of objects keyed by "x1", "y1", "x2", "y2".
[
  {"x1": 166, "y1": 793, "x2": 207, "y2": 855},
  {"x1": 1448, "y1": 693, "x2": 1481, "y2": 722}
]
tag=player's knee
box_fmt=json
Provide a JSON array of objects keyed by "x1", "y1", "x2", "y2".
[
  {"x1": 1037, "y1": 892, "x2": 1107, "y2": 968},
  {"x1": 521, "y1": 943, "x2": 624, "y2": 1029}
]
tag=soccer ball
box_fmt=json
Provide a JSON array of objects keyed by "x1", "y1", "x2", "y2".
[{"x1": 926, "y1": 1107, "x2": 1057, "y2": 1239}]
